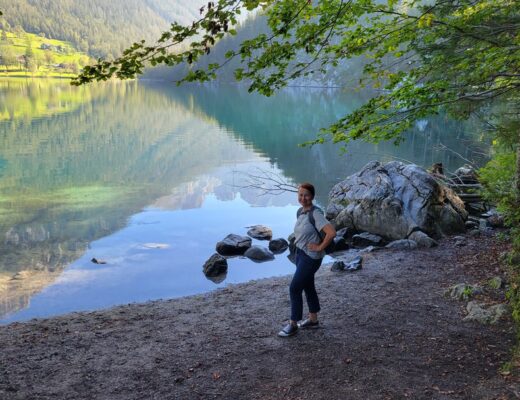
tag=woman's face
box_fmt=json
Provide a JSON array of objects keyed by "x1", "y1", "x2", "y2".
[{"x1": 298, "y1": 187, "x2": 314, "y2": 208}]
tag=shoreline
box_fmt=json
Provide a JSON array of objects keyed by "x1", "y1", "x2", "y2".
[{"x1": 1, "y1": 233, "x2": 518, "y2": 399}]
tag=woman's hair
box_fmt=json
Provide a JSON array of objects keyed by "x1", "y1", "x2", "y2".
[{"x1": 299, "y1": 182, "x2": 315, "y2": 198}]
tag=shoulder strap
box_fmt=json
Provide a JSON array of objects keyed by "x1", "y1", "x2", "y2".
[
  {"x1": 307, "y1": 206, "x2": 323, "y2": 237},
  {"x1": 296, "y1": 207, "x2": 304, "y2": 218}
]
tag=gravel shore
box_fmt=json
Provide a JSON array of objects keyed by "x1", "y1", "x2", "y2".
[{"x1": 0, "y1": 234, "x2": 518, "y2": 399}]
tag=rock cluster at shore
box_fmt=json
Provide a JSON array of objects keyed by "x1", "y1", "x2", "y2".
[{"x1": 203, "y1": 161, "x2": 503, "y2": 283}]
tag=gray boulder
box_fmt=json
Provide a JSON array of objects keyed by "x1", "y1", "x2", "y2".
[
  {"x1": 244, "y1": 246, "x2": 275, "y2": 262},
  {"x1": 269, "y1": 238, "x2": 289, "y2": 254},
  {"x1": 328, "y1": 161, "x2": 467, "y2": 240},
  {"x1": 216, "y1": 234, "x2": 252, "y2": 256},
  {"x1": 203, "y1": 254, "x2": 228, "y2": 277},
  {"x1": 247, "y1": 225, "x2": 273, "y2": 240}
]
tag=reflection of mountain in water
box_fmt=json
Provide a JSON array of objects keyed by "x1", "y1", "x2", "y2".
[
  {"x1": 148, "y1": 83, "x2": 490, "y2": 205},
  {"x1": 0, "y1": 80, "x2": 261, "y2": 317}
]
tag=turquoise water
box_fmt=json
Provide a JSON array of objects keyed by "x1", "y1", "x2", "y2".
[{"x1": 0, "y1": 79, "x2": 489, "y2": 323}]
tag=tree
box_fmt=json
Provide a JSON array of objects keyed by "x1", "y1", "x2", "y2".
[{"x1": 73, "y1": 0, "x2": 519, "y2": 184}]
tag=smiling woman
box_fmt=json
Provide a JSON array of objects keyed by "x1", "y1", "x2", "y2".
[{"x1": 278, "y1": 182, "x2": 335, "y2": 337}]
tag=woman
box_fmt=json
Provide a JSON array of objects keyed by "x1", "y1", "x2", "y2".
[{"x1": 278, "y1": 182, "x2": 336, "y2": 337}]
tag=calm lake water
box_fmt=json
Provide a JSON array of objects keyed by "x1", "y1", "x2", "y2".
[{"x1": 0, "y1": 78, "x2": 490, "y2": 323}]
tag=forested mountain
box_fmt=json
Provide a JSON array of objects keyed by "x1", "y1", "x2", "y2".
[
  {"x1": 0, "y1": 0, "x2": 200, "y2": 59},
  {"x1": 143, "y1": 11, "x2": 366, "y2": 88}
]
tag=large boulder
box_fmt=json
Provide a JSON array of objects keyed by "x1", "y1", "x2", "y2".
[
  {"x1": 328, "y1": 161, "x2": 467, "y2": 240},
  {"x1": 216, "y1": 234, "x2": 252, "y2": 256}
]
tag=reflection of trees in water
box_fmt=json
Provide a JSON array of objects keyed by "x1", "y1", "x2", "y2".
[
  {"x1": 154, "y1": 83, "x2": 491, "y2": 205},
  {"x1": 0, "y1": 80, "x2": 258, "y2": 317}
]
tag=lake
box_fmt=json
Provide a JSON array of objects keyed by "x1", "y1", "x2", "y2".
[{"x1": 0, "y1": 78, "x2": 490, "y2": 323}]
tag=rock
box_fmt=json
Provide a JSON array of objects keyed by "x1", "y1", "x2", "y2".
[
  {"x1": 332, "y1": 236, "x2": 349, "y2": 252},
  {"x1": 216, "y1": 234, "x2": 252, "y2": 256},
  {"x1": 453, "y1": 235, "x2": 467, "y2": 247},
  {"x1": 336, "y1": 227, "x2": 357, "y2": 240},
  {"x1": 360, "y1": 246, "x2": 381, "y2": 254},
  {"x1": 203, "y1": 254, "x2": 228, "y2": 277},
  {"x1": 246, "y1": 225, "x2": 273, "y2": 240},
  {"x1": 465, "y1": 220, "x2": 479, "y2": 230},
  {"x1": 445, "y1": 283, "x2": 483, "y2": 301},
  {"x1": 408, "y1": 231, "x2": 438, "y2": 248},
  {"x1": 463, "y1": 301, "x2": 510, "y2": 325},
  {"x1": 345, "y1": 256, "x2": 363, "y2": 271},
  {"x1": 352, "y1": 232, "x2": 384, "y2": 247},
  {"x1": 268, "y1": 238, "x2": 289, "y2": 254},
  {"x1": 244, "y1": 246, "x2": 275, "y2": 262},
  {"x1": 331, "y1": 261, "x2": 345, "y2": 272},
  {"x1": 468, "y1": 229, "x2": 481, "y2": 237},
  {"x1": 487, "y1": 276, "x2": 505, "y2": 290},
  {"x1": 452, "y1": 165, "x2": 479, "y2": 184},
  {"x1": 385, "y1": 239, "x2": 418, "y2": 250},
  {"x1": 332, "y1": 208, "x2": 356, "y2": 231},
  {"x1": 486, "y1": 213, "x2": 504, "y2": 228},
  {"x1": 328, "y1": 161, "x2": 467, "y2": 240},
  {"x1": 466, "y1": 202, "x2": 487, "y2": 215}
]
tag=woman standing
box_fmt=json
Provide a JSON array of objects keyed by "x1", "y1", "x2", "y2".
[{"x1": 278, "y1": 182, "x2": 336, "y2": 337}]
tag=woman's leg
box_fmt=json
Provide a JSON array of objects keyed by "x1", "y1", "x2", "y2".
[
  {"x1": 290, "y1": 251, "x2": 321, "y2": 322},
  {"x1": 303, "y1": 258, "x2": 322, "y2": 320}
]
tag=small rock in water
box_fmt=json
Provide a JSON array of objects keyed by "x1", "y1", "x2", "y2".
[
  {"x1": 216, "y1": 234, "x2": 252, "y2": 256},
  {"x1": 203, "y1": 254, "x2": 228, "y2": 277},
  {"x1": 244, "y1": 246, "x2": 275, "y2": 262},
  {"x1": 268, "y1": 238, "x2": 289, "y2": 254},
  {"x1": 246, "y1": 225, "x2": 273, "y2": 240},
  {"x1": 91, "y1": 258, "x2": 107, "y2": 264}
]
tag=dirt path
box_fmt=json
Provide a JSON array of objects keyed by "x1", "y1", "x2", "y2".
[{"x1": 0, "y1": 234, "x2": 519, "y2": 399}]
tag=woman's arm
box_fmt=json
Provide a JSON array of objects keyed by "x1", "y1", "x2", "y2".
[{"x1": 307, "y1": 224, "x2": 336, "y2": 252}]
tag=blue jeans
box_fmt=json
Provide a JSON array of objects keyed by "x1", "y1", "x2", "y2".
[{"x1": 290, "y1": 248, "x2": 322, "y2": 321}]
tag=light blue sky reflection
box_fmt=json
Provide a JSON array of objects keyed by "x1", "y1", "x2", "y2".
[{"x1": 2, "y1": 193, "x2": 303, "y2": 323}]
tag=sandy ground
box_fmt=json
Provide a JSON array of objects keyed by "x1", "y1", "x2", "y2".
[{"x1": 0, "y1": 233, "x2": 519, "y2": 400}]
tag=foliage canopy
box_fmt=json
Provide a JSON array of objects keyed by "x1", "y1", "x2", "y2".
[{"x1": 74, "y1": 0, "x2": 519, "y2": 149}]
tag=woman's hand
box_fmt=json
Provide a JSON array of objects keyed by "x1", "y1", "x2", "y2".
[
  {"x1": 307, "y1": 242, "x2": 321, "y2": 252},
  {"x1": 307, "y1": 224, "x2": 336, "y2": 252}
]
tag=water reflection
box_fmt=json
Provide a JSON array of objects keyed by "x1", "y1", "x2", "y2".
[{"x1": 0, "y1": 79, "x2": 490, "y2": 322}]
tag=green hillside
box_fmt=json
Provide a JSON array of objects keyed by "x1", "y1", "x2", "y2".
[
  {"x1": 0, "y1": 29, "x2": 92, "y2": 77},
  {"x1": 0, "y1": 0, "x2": 200, "y2": 59}
]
